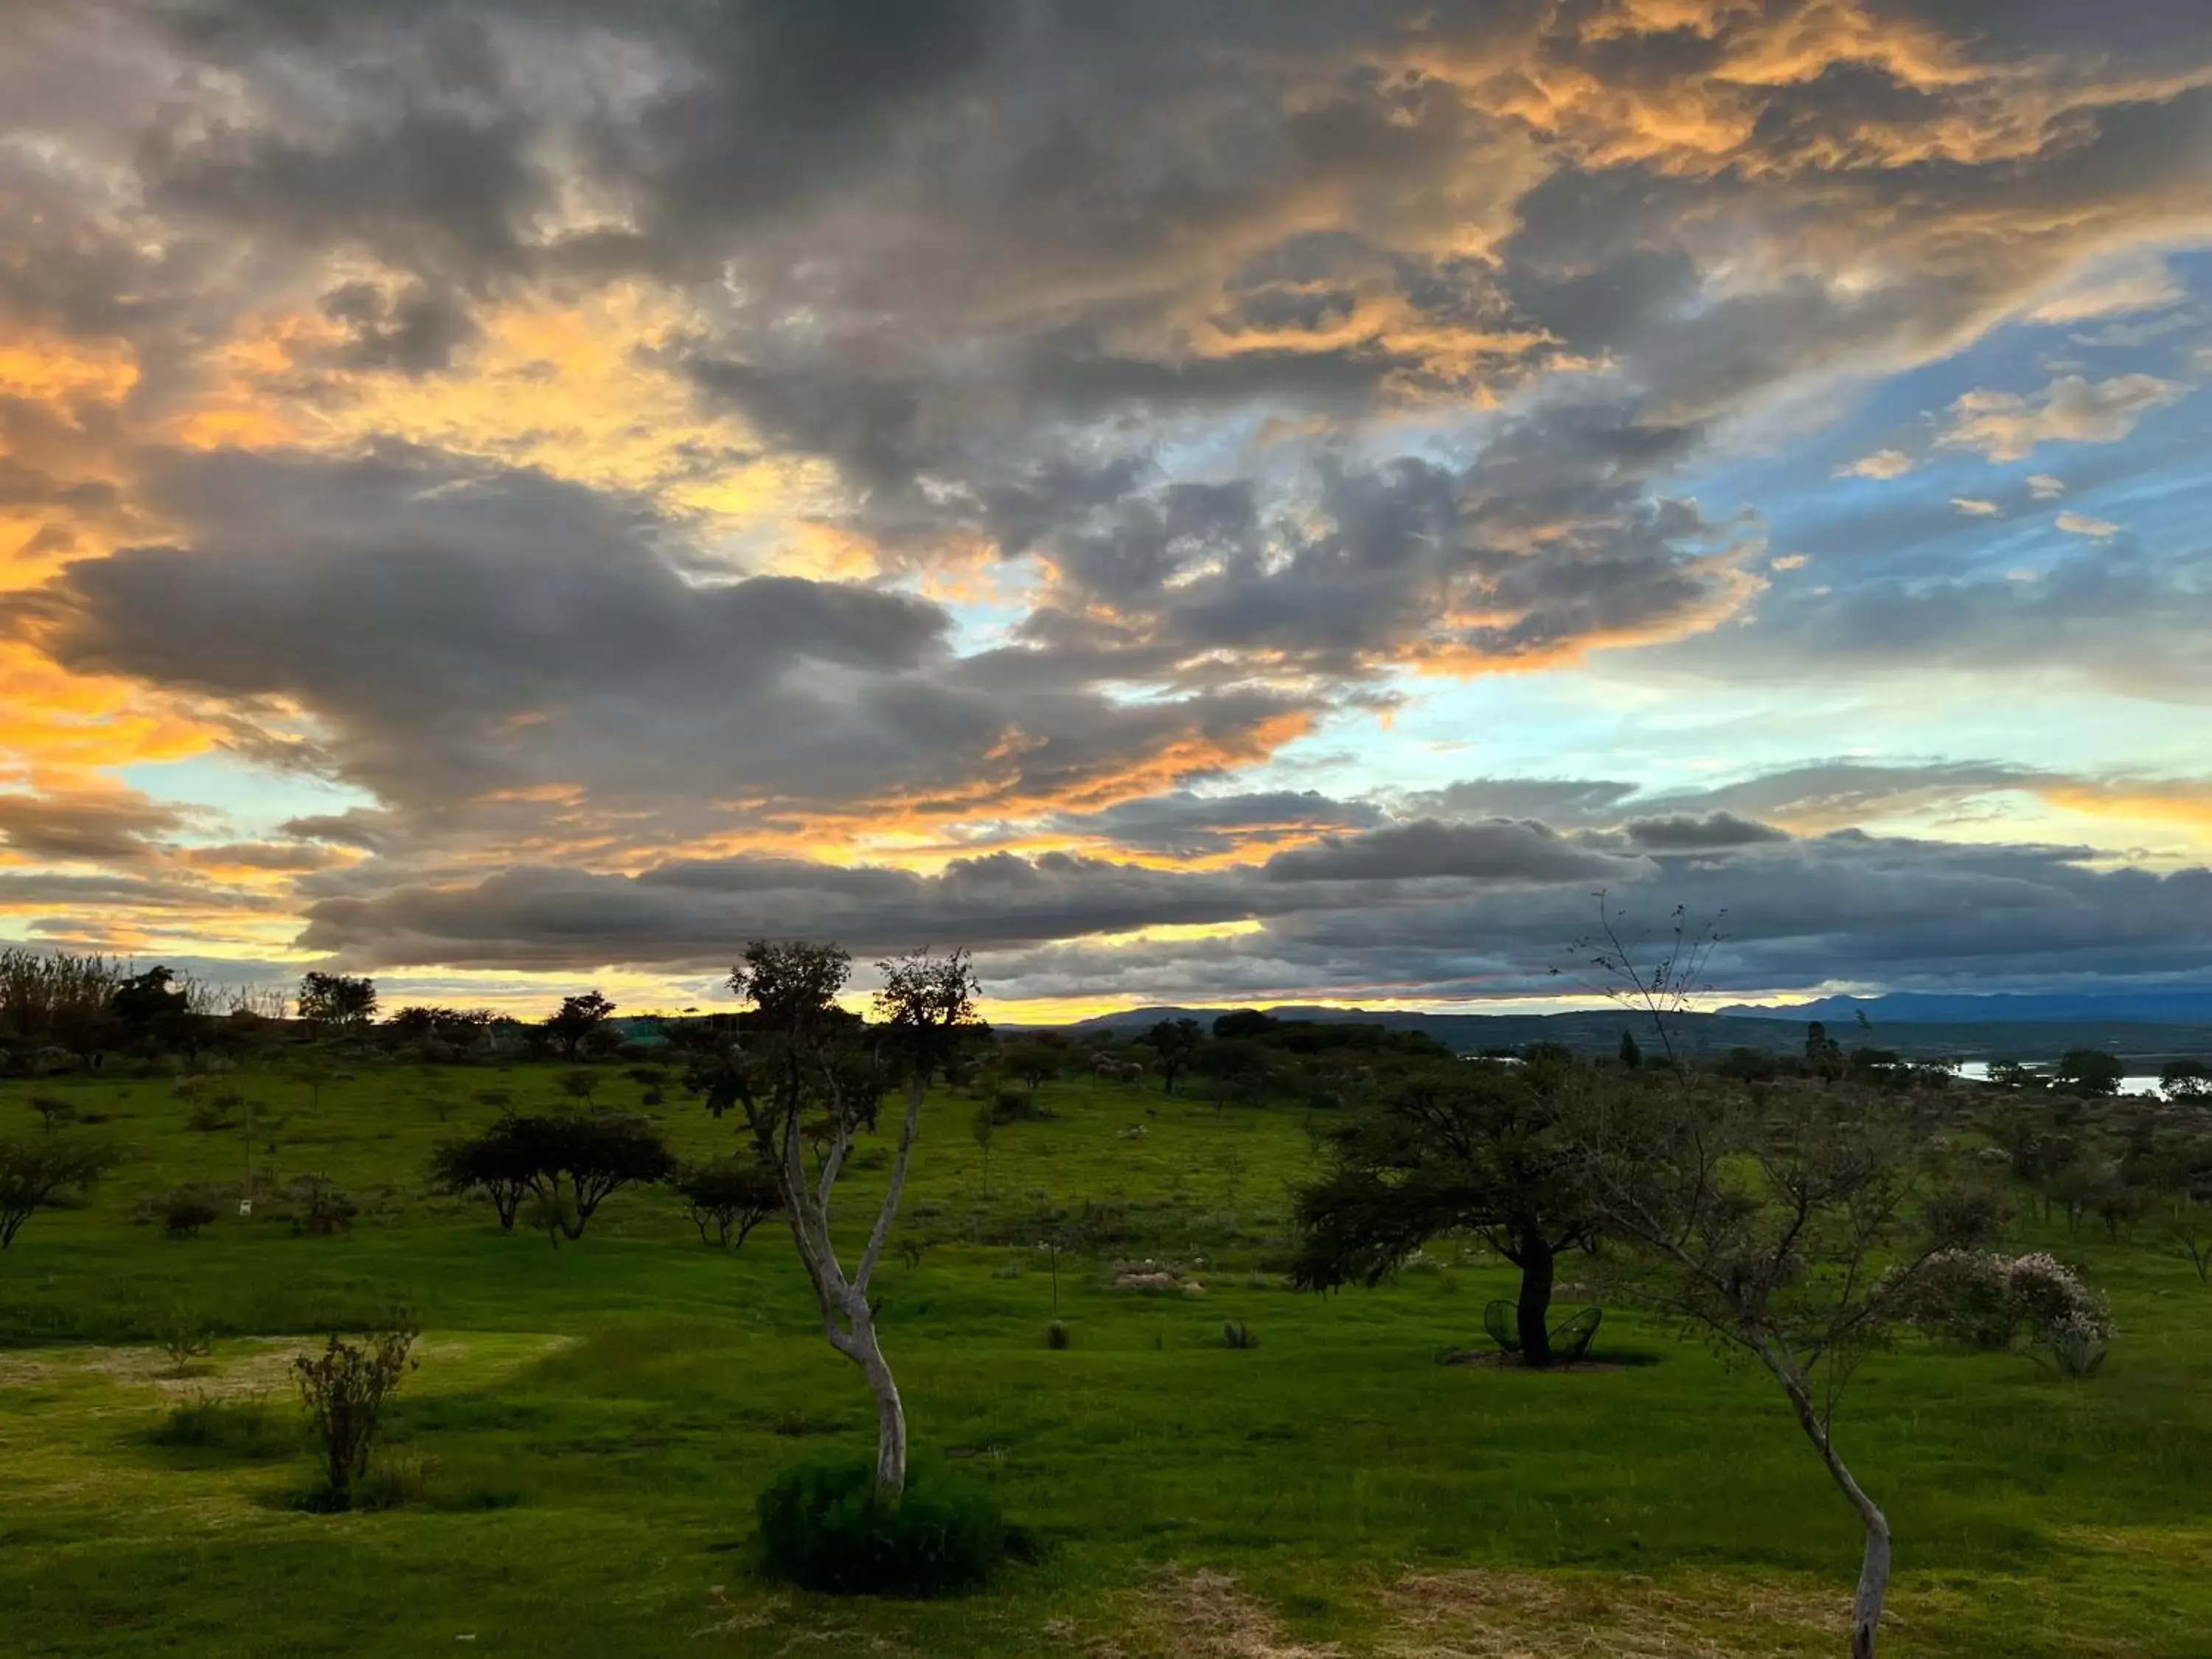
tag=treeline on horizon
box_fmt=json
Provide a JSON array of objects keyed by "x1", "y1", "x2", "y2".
[{"x1": 6, "y1": 946, "x2": 2211, "y2": 1103}]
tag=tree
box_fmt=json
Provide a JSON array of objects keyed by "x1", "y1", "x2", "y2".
[
  {"x1": 690, "y1": 940, "x2": 981, "y2": 1496},
  {"x1": 296, "y1": 972, "x2": 378, "y2": 1030},
  {"x1": 0, "y1": 947, "x2": 119, "y2": 1060},
  {"x1": 1617, "y1": 1029, "x2": 1642, "y2": 1069},
  {"x1": 383, "y1": 1004, "x2": 490, "y2": 1051},
  {"x1": 1806, "y1": 1020, "x2": 1846, "y2": 1077},
  {"x1": 292, "y1": 1318, "x2": 418, "y2": 1509},
  {"x1": 1574, "y1": 1079, "x2": 2001, "y2": 1659},
  {"x1": 1294, "y1": 1060, "x2": 1602, "y2": 1366},
  {"x1": 383, "y1": 1006, "x2": 440, "y2": 1041},
  {"x1": 430, "y1": 1113, "x2": 673, "y2": 1240},
  {"x1": 429, "y1": 1119, "x2": 538, "y2": 1231},
  {"x1": 675, "y1": 1158, "x2": 782, "y2": 1247},
  {"x1": 111, "y1": 965, "x2": 189, "y2": 1027},
  {"x1": 1191, "y1": 1037, "x2": 1274, "y2": 1114},
  {"x1": 1144, "y1": 1018, "x2": 1203, "y2": 1094},
  {"x1": 1001, "y1": 1042, "x2": 1064, "y2": 1093},
  {"x1": 545, "y1": 990, "x2": 617, "y2": 1060},
  {"x1": 0, "y1": 1136, "x2": 122, "y2": 1248},
  {"x1": 2160, "y1": 1057, "x2": 2211, "y2": 1102},
  {"x1": 2055, "y1": 1048, "x2": 2124, "y2": 1097},
  {"x1": 27, "y1": 1096, "x2": 74, "y2": 1133}
]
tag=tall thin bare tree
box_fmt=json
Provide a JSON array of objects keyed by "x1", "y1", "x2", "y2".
[{"x1": 695, "y1": 941, "x2": 980, "y2": 1495}]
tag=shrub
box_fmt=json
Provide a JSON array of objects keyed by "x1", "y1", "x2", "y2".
[
  {"x1": 153, "y1": 1306, "x2": 212, "y2": 1375},
  {"x1": 285, "y1": 1176, "x2": 359, "y2": 1236},
  {"x1": 161, "y1": 1192, "x2": 221, "y2": 1239},
  {"x1": 756, "y1": 1457, "x2": 1006, "y2": 1596},
  {"x1": 1911, "y1": 1249, "x2": 2114, "y2": 1367},
  {"x1": 292, "y1": 1318, "x2": 419, "y2": 1509},
  {"x1": 185, "y1": 1093, "x2": 240, "y2": 1133},
  {"x1": 2047, "y1": 1326, "x2": 2110, "y2": 1380},
  {"x1": 1046, "y1": 1320, "x2": 1071, "y2": 1350},
  {"x1": 1222, "y1": 1321, "x2": 1259, "y2": 1350},
  {"x1": 28, "y1": 1096, "x2": 74, "y2": 1133},
  {"x1": 991, "y1": 1086, "x2": 1049, "y2": 1125}
]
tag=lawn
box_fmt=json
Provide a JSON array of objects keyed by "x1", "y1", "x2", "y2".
[{"x1": 2, "y1": 1061, "x2": 2208, "y2": 1656}]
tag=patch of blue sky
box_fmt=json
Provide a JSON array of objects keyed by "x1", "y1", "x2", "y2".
[{"x1": 114, "y1": 753, "x2": 375, "y2": 844}]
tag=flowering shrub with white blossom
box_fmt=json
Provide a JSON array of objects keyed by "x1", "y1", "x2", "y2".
[{"x1": 1910, "y1": 1249, "x2": 2112, "y2": 1367}]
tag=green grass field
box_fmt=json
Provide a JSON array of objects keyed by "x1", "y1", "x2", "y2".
[{"x1": 4, "y1": 1062, "x2": 2209, "y2": 1656}]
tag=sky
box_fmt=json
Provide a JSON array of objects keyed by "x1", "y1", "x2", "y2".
[{"x1": 3, "y1": 0, "x2": 2212, "y2": 1020}]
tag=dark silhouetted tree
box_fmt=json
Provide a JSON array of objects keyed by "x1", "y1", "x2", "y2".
[
  {"x1": 675, "y1": 1157, "x2": 782, "y2": 1247},
  {"x1": 296, "y1": 972, "x2": 377, "y2": 1030},
  {"x1": 1144, "y1": 1018, "x2": 1203, "y2": 1094},
  {"x1": 1295, "y1": 1057, "x2": 1601, "y2": 1366},
  {"x1": 431, "y1": 1113, "x2": 672, "y2": 1239},
  {"x1": 2056, "y1": 1048, "x2": 2125, "y2": 1097},
  {"x1": 545, "y1": 990, "x2": 617, "y2": 1060}
]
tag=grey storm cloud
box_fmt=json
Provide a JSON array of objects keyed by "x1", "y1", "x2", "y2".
[
  {"x1": 5, "y1": 445, "x2": 1310, "y2": 832},
  {"x1": 1053, "y1": 790, "x2": 1387, "y2": 860},
  {"x1": 1262, "y1": 818, "x2": 1634, "y2": 884},
  {"x1": 290, "y1": 824, "x2": 2212, "y2": 1005},
  {"x1": 1622, "y1": 813, "x2": 1791, "y2": 851}
]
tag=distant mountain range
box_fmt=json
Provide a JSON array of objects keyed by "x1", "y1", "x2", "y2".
[
  {"x1": 1034, "y1": 1001, "x2": 2212, "y2": 1062},
  {"x1": 1714, "y1": 990, "x2": 2212, "y2": 1024}
]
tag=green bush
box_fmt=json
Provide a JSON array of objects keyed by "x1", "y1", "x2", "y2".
[
  {"x1": 160, "y1": 1192, "x2": 221, "y2": 1239},
  {"x1": 756, "y1": 1457, "x2": 1007, "y2": 1596}
]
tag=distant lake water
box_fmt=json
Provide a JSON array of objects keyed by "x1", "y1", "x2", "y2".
[{"x1": 1953, "y1": 1060, "x2": 2169, "y2": 1096}]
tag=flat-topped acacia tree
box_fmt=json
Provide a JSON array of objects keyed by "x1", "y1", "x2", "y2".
[{"x1": 695, "y1": 940, "x2": 980, "y2": 1496}]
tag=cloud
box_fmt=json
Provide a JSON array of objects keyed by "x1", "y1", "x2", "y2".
[
  {"x1": 288, "y1": 820, "x2": 2212, "y2": 1007},
  {"x1": 2, "y1": 0, "x2": 2211, "y2": 1001},
  {"x1": 1261, "y1": 818, "x2": 1637, "y2": 884},
  {"x1": 2028, "y1": 257, "x2": 2186, "y2": 324},
  {"x1": 1838, "y1": 449, "x2": 1915, "y2": 480},
  {"x1": 1623, "y1": 812, "x2": 1791, "y2": 851},
  {"x1": 2056, "y1": 511, "x2": 2121, "y2": 539},
  {"x1": 2027, "y1": 474, "x2": 2066, "y2": 499},
  {"x1": 1950, "y1": 497, "x2": 2001, "y2": 516},
  {"x1": 5, "y1": 445, "x2": 1315, "y2": 851},
  {"x1": 1939, "y1": 374, "x2": 2189, "y2": 463},
  {"x1": 1052, "y1": 790, "x2": 1385, "y2": 861},
  {"x1": 0, "y1": 789, "x2": 187, "y2": 863}
]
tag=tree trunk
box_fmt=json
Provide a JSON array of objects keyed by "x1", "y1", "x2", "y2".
[
  {"x1": 1756, "y1": 1339, "x2": 1892, "y2": 1658},
  {"x1": 1515, "y1": 1234, "x2": 1556, "y2": 1368},
  {"x1": 851, "y1": 1310, "x2": 909, "y2": 1494}
]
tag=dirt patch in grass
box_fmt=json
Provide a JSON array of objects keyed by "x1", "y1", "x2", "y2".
[
  {"x1": 0, "y1": 1332, "x2": 574, "y2": 1400},
  {"x1": 1115, "y1": 1569, "x2": 1343, "y2": 1659},
  {"x1": 1106, "y1": 1567, "x2": 1847, "y2": 1659},
  {"x1": 1378, "y1": 1568, "x2": 1848, "y2": 1657}
]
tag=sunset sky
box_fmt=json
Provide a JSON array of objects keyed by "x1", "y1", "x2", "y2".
[{"x1": 3, "y1": 0, "x2": 2211, "y2": 1019}]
